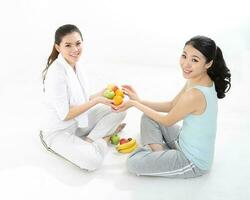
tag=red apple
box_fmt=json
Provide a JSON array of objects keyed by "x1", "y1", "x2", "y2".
[{"x1": 119, "y1": 138, "x2": 128, "y2": 145}]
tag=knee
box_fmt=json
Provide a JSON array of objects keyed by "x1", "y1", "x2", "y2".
[
  {"x1": 89, "y1": 156, "x2": 104, "y2": 171},
  {"x1": 78, "y1": 153, "x2": 104, "y2": 171},
  {"x1": 126, "y1": 152, "x2": 144, "y2": 175},
  {"x1": 127, "y1": 156, "x2": 138, "y2": 174},
  {"x1": 140, "y1": 114, "x2": 155, "y2": 135},
  {"x1": 141, "y1": 114, "x2": 151, "y2": 125}
]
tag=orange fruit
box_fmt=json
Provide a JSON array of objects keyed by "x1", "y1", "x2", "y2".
[
  {"x1": 113, "y1": 95, "x2": 123, "y2": 106},
  {"x1": 115, "y1": 89, "x2": 124, "y2": 98}
]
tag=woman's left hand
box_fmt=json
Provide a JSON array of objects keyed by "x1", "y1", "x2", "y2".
[
  {"x1": 112, "y1": 100, "x2": 134, "y2": 112},
  {"x1": 95, "y1": 96, "x2": 114, "y2": 106}
]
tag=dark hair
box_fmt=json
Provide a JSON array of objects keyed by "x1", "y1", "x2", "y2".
[
  {"x1": 42, "y1": 24, "x2": 83, "y2": 83},
  {"x1": 185, "y1": 36, "x2": 231, "y2": 99}
]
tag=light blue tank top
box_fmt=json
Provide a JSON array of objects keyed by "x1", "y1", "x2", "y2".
[{"x1": 179, "y1": 83, "x2": 218, "y2": 170}]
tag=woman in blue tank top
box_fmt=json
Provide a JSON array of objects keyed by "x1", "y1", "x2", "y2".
[{"x1": 113, "y1": 36, "x2": 231, "y2": 178}]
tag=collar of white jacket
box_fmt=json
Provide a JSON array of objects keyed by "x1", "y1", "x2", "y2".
[{"x1": 57, "y1": 53, "x2": 89, "y2": 128}]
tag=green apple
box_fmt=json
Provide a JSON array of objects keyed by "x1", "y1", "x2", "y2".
[
  {"x1": 110, "y1": 134, "x2": 120, "y2": 145},
  {"x1": 103, "y1": 89, "x2": 115, "y2": 99}
]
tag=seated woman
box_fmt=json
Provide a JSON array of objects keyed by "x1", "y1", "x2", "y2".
[
  {"x1": 40, "y1": 24, "x2": 126, "y2": 171},
  {"x1": 113, "y1": 36, "x2": 231, "y2": 178}
]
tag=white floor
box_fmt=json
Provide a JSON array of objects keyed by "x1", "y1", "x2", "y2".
[{"x1": 1, "y1": 52, "x2": 250, "y2": 200}]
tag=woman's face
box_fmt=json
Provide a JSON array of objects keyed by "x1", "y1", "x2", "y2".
[
  {"x1": 55, "y1": 32, "x2": 83, "y2": 67},
  {"x1": 179, "y1": 44, "x2": 212, "y2": 80}
]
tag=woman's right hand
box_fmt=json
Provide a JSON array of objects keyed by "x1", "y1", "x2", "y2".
[
  {"x1": 122, "y1": 84, "x2": 140, "y2": 101},
  {"x1": 112, "y1": 99, "x2": 134, "y2": 112}
]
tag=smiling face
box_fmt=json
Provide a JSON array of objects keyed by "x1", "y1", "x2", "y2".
[
  {"x1": 55, "y1": 32, "x2": 83, "y2": 67},
  {"x1": 179, "y1": 44, "x2": 213, "y2": 80}
]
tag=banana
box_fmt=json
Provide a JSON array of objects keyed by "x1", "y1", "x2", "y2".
[
  {"x1": 116, "y1": 139, "x2": 136, "y2": 151},
  {"x1": 118, "y1": 143, "x2": 138, "y2": 153}
]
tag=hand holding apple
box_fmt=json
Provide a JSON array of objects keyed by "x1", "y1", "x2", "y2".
[
  {"x1": 112, "y1": 99, "x2": 134, "y2": 112},
  {"x1": 95, "y1": 96, "x2": 113, "y2": 106},
  {"x1": 103, "y1": 84, "x2": 125, "y2": 106}
]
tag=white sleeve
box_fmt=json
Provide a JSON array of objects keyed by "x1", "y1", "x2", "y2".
[{"x1": 45, "y1": 69, "x2": 69, "y2": 121}]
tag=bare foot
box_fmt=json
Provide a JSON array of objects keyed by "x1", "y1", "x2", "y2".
[
  {"x1": 103, "y1": 135, "x2": 111, "y2": 143},
  {"x1": 84, "y1": 137, "x2": 94, "y2": 143},
  {"x1": 113, "y1": 123, "x2": 126, "y2": 133},
  {"x1": 149, "y1": 143, "x2": 164, "y2": 151},
  {"x1": 102, "y1": 123, "x2": 126, "y2": 144}
]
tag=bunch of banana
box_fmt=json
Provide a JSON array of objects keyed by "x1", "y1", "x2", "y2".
[{"x1": 116, "y1": 138, "x2": 138, "y2": 153}]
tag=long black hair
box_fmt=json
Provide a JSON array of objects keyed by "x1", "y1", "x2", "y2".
[
  {"x1": 185, "y1": 36, "x2": 231, "y2": 99},
  {"x1": 42, "y1": 24, "x2": 83, "y2": 83}
]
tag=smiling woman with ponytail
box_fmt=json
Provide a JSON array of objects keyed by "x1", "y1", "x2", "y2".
[
  {"x1": 185, "y1": 36, "x2": 231, "y2": 99},
  {"x1": 40, "y1": 24, "x2": 126, "y2": 171},
  {"x1": 113, "y1": 35, "x2": 231, "y2": 178},
  {"x1": 42, "y1": 25, "x2": 83, "y2": 84}
]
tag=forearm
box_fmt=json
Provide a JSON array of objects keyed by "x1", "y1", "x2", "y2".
[
  {"x1": 132, "y1": 100, "x2": 173, "y2": 126},
  {"x1": 64, "y1": 99, "x2": 98, "y2": 120},
  {"x1": 89, "y1": 92, "x2": 100, "y2": 100},
  {"x1": 138, "y1": 99, "x2": 173, "y2": 112}
]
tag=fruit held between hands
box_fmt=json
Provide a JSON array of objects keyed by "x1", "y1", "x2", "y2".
[
  {"x1": 115, "y1": 89, "x2": 124, "y2": 98},
  {"x1": 103, "y1": 89, "x2": 115, "y2": 99},
  {"x1": 103, "y1": 84, "x2": 124, "y2": 105},
  {"x1": 113, "y1": 95, "x2": 123, "y2": 106}
]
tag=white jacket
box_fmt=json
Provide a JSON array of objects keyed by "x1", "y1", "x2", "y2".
[{"x1": 42, "y1": 54, "x2": 90, "y2": 132}]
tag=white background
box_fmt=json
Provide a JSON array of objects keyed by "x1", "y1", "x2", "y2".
[{"x1": 0, "y1": 0, "x2": 250, "y2": 200}]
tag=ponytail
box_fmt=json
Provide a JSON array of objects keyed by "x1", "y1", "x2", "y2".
[
  {"x1": 185, "y1": 36, "x2": 231, "y2": 99},
  {"x1": 42, "y1": 45, "x2": 59, "y2": 84},
  {"x1": 207, "y1": 47, "x2": 231, "y2": 99}
]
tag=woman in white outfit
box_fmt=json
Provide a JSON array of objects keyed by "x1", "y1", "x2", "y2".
[{"x1": 40, "y1": 24, "x2": 126, "y2": 171}]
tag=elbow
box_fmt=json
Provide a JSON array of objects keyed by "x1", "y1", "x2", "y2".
[
  {"x1": 55, "y1": 104, "x2": 70, "y2": 121},
  {"x1": 161, "y1": 121, "x2": 173, "y2": 127},
  {"x1": 160, "y1": 117, "x2": 175, "y2": 127},
  {"x1": 62, "y1": 111, "x2": 73, "y2": 121},
  {"x1": 169, "y1": 101, "x2": 175, "y2": 110},
  {"x1": 59, "y1": 110, "x2": 70, "y2": 121},
  {"x1": 164, "y1": 121, "x2": 175, "y2": 127},
  {"x1": 63, "y1": 115, "x2": 70, "y2": 121}
]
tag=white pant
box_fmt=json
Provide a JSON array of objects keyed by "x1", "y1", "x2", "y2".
[{"x1": 41, "y1": 105, "x2": 126, "y2": 171}]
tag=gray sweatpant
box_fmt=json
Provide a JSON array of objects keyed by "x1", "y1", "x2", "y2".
[{"x1": 127, "y1": 114, "x2": 207, "y2": 178}]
